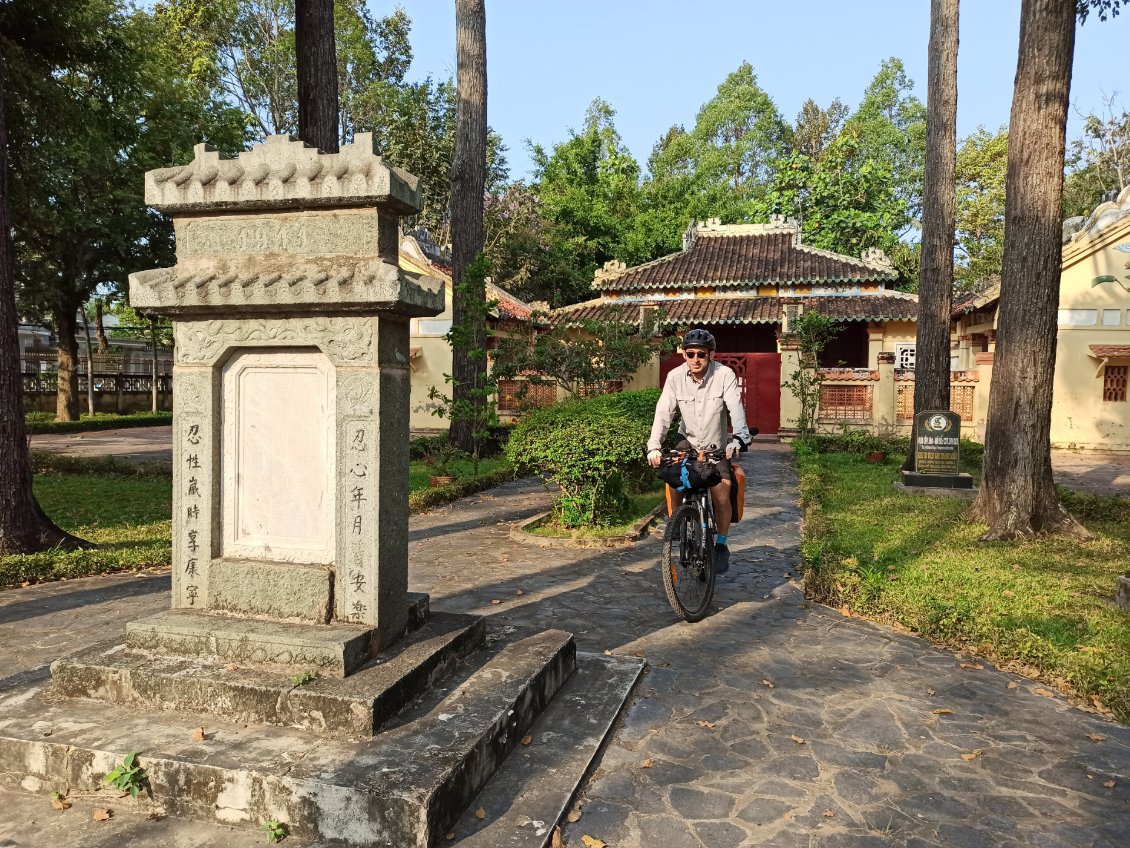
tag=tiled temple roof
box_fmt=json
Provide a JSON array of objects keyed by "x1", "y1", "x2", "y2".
[
  {"x1": 1089, "y1": 344, "x2": 1130, "y2": 358},
  {"x1": 592, "y1": 219, "x2": 898, "y2": 292},
  {"x1": 551, "y1": 295, "x2": 918, "y2": 327}
]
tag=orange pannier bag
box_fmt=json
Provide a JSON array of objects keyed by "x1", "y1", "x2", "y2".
[{"x1": 731, "y1": 463, "x2": 746, "y2": 523}]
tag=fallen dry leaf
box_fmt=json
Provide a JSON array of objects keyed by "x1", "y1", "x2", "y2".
[
  {"x1": 1007, "y1": 681, "x2": 1019, "y2": 690},
  {"x1": 640, "y1": 758, "x2": 654, "y2": 769},
  {"x1": 490, "y1": 599, "x2": 502, "y2": 606},
  {"x1": 581, "y1": 837, "x2": 607, "y2": 848},
  {"x1": 551, "y1": 826, "x2": 564, "y2": 848},
  {"x1": 520, "y1": 735, "x2": 533, "y2": 746},
  {"x1": 603, "y1": 649, "x2": 613, "y2": 656},
  {"x1": 696, "y1": 720, "x2": 716, "y2": 730},
  {"x1": 760, "y1": 679, "x2": 775, "y2": 688},
  {"x1": 960, "y1": 749, "x2": 983, "y2": 761},
  {"x1": 1087, "y1": 734, "x2": 1107, "y2": 742},
  {"x1": 445, "y1": 834, "x2": 454, "y2": 841},
  {"x1": 93, "y1": 809, "x2": 112, "y2": 821},
  {"x1": 474, "y1": 807, "x2": 486, "y2": 820},
  {"x1": 823, "y1": 809, "x2": 836, "y2": 817},
  {"x1": 790, "y1": 735, "x2": 806, "y2": 745},
  {"x1": 50, "y1": 797, "x2": 71, "y2": 811},
  {"x1": 926, "y1": 688, "x2": 936, "y2": 696},
  {"x1": 192, "y1": 726, "x2": 206, "y2": 741},
  {"x1": 932, "y1": 708, "x2": 954, "y2": 715},
  {"x1": 1034, "y1": 688, "x2": 1056, "y2": 698},
  {"x1": 147, "y1": 812, "x2": 163, "y2": 821},
  {"x1": 959, "y1": 662, "x2": 984, "y2": 670},
  {"x1": 225, "y1": 663, "x2": 239, "y2": 672},
  {"x1": 567, "y1": 809, "x2": 583, "y2": 823},
  {"x1": 1103, "y1": 780, "x2": 1116, "y2": 788},
  {"x1": 515, "y1": 589, "x2": 524, "y2": 596}
]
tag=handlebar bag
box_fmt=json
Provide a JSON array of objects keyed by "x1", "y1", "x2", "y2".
[{"x1": 659, "y1": 455, "x2": 723, "y2": 493}]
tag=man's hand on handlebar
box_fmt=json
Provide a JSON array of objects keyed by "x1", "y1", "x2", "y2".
[{"x1": 647, "y1": 449, "x2": 662, "y2": 468}]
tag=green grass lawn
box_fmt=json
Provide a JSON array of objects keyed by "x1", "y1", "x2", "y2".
[
  {"x1": 797, "y1": 445, "x2": 1130, "y2": 722},
  {"x1": 0, "y1": 474, "x2": 173, "y2": 587},
  {"x1": 528, "y1": 489, "x2": 665, "y2": 541},
  {"x1": 0, "y1": 457, "x2": 514, "y2": 586},
  {"x1": 408, "y1": 456, "x2": 510, "y2": 492}
]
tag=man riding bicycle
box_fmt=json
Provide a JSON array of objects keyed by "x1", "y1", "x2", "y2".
[{"x1": 647, "y1": 329, "x2": 752, "y2": 575}]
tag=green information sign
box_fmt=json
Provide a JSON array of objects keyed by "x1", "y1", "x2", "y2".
[{"x1": 914, "y1": 410, "x2": 961, "y2": 475}]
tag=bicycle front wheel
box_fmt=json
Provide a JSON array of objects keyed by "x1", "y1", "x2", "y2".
[{"x1": 661, "y1": 502, "x2": 715, "y2": 622}]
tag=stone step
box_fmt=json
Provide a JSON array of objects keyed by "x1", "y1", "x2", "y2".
[
  {"x1": 51, "y1": 611, "x2": 485, "y2": 740},
  {"x1": 0, "y1": 629, "x2": 576, "y2": 847},
  {"x1": 122, "y1": 593, "x2": 430, "y2": 678},
  {"x1": 453, "y1": 652, "x2": 646, "y2": 847}
]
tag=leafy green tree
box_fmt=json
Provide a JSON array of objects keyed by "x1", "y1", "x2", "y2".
[
  {"x1": 644, "y1": 62, "x2": 791, "y2": 229},
  {"x1": 13, "y1": 4, "x2": 246, "y2": 420},
  {"x1": 0, "y1": 0, "x2": 115, "y2": 554},
  {"x1": 684, "y1": 62, "x2": 792, "y2": 219},
  {"x1": 1063, "y1": 98, "x2": 1128, "y2": 216},
  {"x1": 791, "y1": 98, "x2": 850, "y2": 161},
  {"x1": 492, "y1": 310, "x2": 664, "y2": 397},
  {"x1": 954, "y1": 127, "x2": 1008, "y2": 289},
  {"x1": 756, "y1": 126, "x2": 903, "y2": 261},
  {"x1": 846, "y1": 58, "x2": 928, "y2": 235},
  {"x1": 530, "y1": 98, "x2": 645, "y2": 304},
  {"x1": 167, "y1": 0, "x2": 411, "y2": 143}
]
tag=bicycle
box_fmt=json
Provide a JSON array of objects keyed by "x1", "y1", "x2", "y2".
[{"x1": 657, "y1": 446, "x2": 728, "y2": 622}]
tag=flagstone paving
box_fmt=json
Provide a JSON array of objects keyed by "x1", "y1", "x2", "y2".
[{"x1": 0, "y1": 443, "x2": 1127, "y2": 847}]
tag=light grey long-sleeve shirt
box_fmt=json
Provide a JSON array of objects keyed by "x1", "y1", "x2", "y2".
[{"x1": 647, "y1": 360, "x2": 752, "y2": 453}]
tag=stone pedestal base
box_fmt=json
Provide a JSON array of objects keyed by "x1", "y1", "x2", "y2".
[
  {"x1": 0, "y1": 630, "x2": 586, "y2": 848},
  {"x1": 123, "y1": 593, "x2": 431, "y2": 679},
  {"x1": 900, "y1": 470, "x2": 975, "y2": 489},
  {"x1": 53, "y1": 612, "x2": 484, "y2": 740}
]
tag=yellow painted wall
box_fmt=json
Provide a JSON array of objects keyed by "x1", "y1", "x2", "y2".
[{"x1": 1051, "y1": 216, "x2": 1130, "y2": 450}]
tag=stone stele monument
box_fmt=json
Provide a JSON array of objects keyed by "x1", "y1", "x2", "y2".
[
  {"x1": 0, "y1": 135, "x2": 643, "y2": 846},
  {"x1": 127, "y1": 133, "x2": 441, "y2": 665}
]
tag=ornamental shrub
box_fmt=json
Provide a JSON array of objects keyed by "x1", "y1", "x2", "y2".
[{"x1": 506, "y1": 390, "x2": 659, "y2": 527}]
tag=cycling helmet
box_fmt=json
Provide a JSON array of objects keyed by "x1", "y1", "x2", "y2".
[{"x1": 681, "y1": 328, "x2": 716, "y2": 351}]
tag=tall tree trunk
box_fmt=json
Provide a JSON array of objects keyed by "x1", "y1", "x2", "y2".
[
  {"x1": 54, "y1": 299, "x2": 80, "y2": 421},
  {"x1": 971, "y1": 0, "x2": 1087, "y2": 540},
  {"x1": 95, "y1": 297, "x2": 109, "y2": 353},
  {"x1": 911, "y1": 0, "x2": 959, "y2": 435},
  {"x1": 449, "y1": 0, "x2": 487, "y2": 453},
  {"x1": 295, "y1": 0, "x2": 340, "y2": 153},
  {"x1": 0, "y1": 70, "x2": 88, "y2": 555}
]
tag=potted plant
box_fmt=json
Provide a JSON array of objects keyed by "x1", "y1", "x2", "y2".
[{"x1": 422, "y1": 441, "x2": 461, "y2": 487}]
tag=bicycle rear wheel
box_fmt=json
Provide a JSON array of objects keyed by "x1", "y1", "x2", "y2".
[{"x1": 661, "y1": 502, "x2": 715, "y2": 622}]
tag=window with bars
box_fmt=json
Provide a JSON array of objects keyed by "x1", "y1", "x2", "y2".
[
  {"x1": 496, "y1": 380, "x2": 557, "y2": 413},
  {"x1": 819, "y1": 385, "x2": 873, "y2": 419},
  {"x1": 1104, "y1": 365, "x2": 1128, "y2": 402}
]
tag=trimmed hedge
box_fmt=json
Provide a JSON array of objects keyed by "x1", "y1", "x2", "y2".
[
  {"x1": 506, "y1": 389, "x2": 662, "y2": 527},
  {"x1": 26, "y1": 411, "x2": 173, "y2": 435},
  {"x1": 30, "y1": 452, "x2": 172, "y2": 479},
  {"x1": 407, "y1": 466, "x2": 515, "y2": 514}
]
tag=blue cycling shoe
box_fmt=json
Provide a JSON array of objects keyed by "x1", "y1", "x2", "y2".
[{"x1": 714, "y1": 544, "x2": 731, "y2": 574}]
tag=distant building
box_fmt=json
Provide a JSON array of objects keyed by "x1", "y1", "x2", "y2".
[
  {"x1": 551, "y1": 217, "x2": 921, "y2": 436},
  {"x1": 953, "y1": 185, "x2": 1130, "y2": 450},
  {"x1": 398, "y1": 232, "x2": 537, "y2": 431}
]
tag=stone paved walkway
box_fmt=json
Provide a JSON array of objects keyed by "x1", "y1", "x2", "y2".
[{"x1": 0, "y1": 444, "x2": 1127, "y2": 847}]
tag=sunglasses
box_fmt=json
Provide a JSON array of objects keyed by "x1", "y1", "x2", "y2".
[{"x1": 683, "y1": 350, "x2": 710, "y2": 360}]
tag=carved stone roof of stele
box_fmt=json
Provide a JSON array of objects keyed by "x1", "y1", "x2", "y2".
[
  {"x1": 144, "y1": 134, "x2": 422, "y2": 215},
  {"x1": 129, "y1": 257, "x2": 444, "y2": 318}
]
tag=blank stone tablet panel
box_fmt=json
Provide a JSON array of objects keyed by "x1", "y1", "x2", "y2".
[{"x1": 222, "y1": 349, "x2": 336, "y2": 564}]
